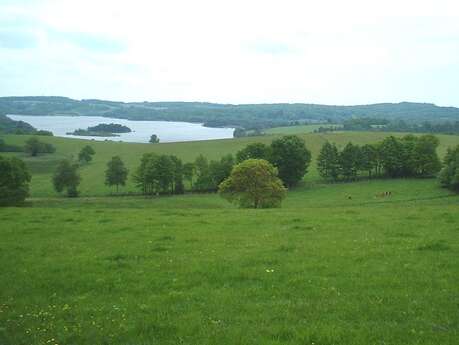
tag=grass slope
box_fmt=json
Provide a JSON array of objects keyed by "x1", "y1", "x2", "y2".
[
  {"x1": 1, "y1": 132, "x2": 458, "y2": 197},
  {"x1": 1, "y1": 179, "x2": 458, "y2": 345},
  {"x1": 265, "y1": 124, "x2": 340, "y2": 134}
]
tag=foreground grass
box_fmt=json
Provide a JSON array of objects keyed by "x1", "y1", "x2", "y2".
[
  {"x1": 1, "y1": 179, "x2": 458, "y2": 345},
  {"x1": 1, "y1": 131, "x2": 459, "y2": 197}
]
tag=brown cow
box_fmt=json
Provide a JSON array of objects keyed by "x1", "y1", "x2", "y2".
[{"x1": 375, "y1": 191, "x2": 392, "y2": 198}]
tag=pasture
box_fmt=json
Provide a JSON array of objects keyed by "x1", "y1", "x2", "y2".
[
  {"x1": 264, "y1": 124, "x2": 341, "y2": 134},
  {"x1": 1, "y1": 131, "x2": 459, "y2": 344},
  {"x1": 1, "y1": 178, "x2": 458, "y2": 344}
]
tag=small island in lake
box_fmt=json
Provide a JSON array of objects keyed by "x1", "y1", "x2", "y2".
[{"x1": 67, "y1": 123, "x2": 132, "y2": 137}]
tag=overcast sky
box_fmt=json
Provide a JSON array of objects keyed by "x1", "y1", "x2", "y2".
[{"x1": 1, "y1": 0, "x2": 459, "y2": 106}]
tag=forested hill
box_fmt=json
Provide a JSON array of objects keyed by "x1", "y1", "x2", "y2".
[
  {"x1": 1, "y1": 96, "x2": 459, "y2": 129},
  {"x1": 0, "y1": 114, "x2": 36, "y2": 133}
]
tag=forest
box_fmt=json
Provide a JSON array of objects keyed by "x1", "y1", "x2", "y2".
[{"x1": 2, "y1": 97, "x2": 459, "y2": 130}]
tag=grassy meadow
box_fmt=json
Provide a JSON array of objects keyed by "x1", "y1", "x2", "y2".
[
  {"x1": 1, "y1": 131, "x2": 459, "y2": 344},
  {"x1": 1, "y1": 178, "x2": 459, "y2": 345},
  {"x1": 264, "y1": 124, "x2": 341, "y2": 134}
]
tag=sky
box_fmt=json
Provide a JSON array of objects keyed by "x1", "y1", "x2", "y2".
[{"x1": 1, "y1": 0, "x2": 459, "y2": 106}]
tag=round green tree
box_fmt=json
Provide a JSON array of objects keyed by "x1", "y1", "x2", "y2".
[{"x1": 218, "y1": 159, "x2": 287, "y2": 208}]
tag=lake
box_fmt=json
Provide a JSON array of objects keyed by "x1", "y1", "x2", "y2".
[{"x1": 7, "y1": 115, "x2": 235, "y2": 143}]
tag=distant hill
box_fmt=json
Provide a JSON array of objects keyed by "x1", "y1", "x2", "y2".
[
  {"x1": 1, "y1": 96, "x2": 459, "y2": 129},
  {"x1": 0, "y1": 113, "x2": 36, "y2": 134}
]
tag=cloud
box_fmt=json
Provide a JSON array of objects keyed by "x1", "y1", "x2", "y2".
[
  {"x1": 0, "y1": 30, "x2": 37, "y2": 49},
  {"x1": 48, "y1": 30, "x2": 126, "y2": 54},
  {"x1": 0, "y1": 0, "x2": 459, "y2": 106},
  {"x1": 247, "y1": 40, "x2": 299, "y2": 55}
]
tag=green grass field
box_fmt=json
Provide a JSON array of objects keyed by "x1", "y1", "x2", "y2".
[
  {"x1": 1, "y1": 131, "x2": 458, "y2": 197},
  {"x1": 265, "y1": 124, "x2": 341, "y2": 134},
  {"x1": 1, "y1": 132, "x2": 459, "y2": 344},
  {"x1": 1, "y1": 178, "x2": 458, "y2": 345}
]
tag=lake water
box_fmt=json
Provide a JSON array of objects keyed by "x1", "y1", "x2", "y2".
[{"x1": 7, "y1": 115, "x2": 235, "y2": 143}]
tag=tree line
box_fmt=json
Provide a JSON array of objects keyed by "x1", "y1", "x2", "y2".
[
  {"x1": 3, "y1": 97, "x2": 459, "y2": 130},
  {"x1": 0, "y1": 137, "x2": 56, "y2": 155},
  {"x1": 132, "y1": 135, "x2": 311, "y2": 196},
  {"x1": 0, "y1": 135, "x2": 311, "y2": 205},
  {"x1": 1, "y1": 134, "x2": 458, "y2": 207},
  {"x1": 317, "y1": 135, "x2": 442, "y2": 181},
  {"x1": 341, "y1": 118, "x2": 459, "y2": 135},
  {"x1": 0, "y1": 113, "x2": 53, "y2": 135}
]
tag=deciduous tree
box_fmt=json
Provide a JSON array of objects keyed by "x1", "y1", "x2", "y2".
[
  {"x1": 412, "y1": 135, "x2": 441, "y2": 176},
  {"x1": 0, "y1": 156, "x2": 31, "y2": 206},
  {"x1": 194, "y1": 154, "x2": 213, "y2": 191},
  {"x1": 209, "y1": 154, "x2": 235, "y2": 187},
  {"x1": 269, "y1": 135, "x2": 311, "y2": 187},
  {"x1": 439, "y1": 145, "x2": 459, "y2": 192},
  {"x1": 105, "y1": 156, "x2": 128, "y2": 192},
  {"x1": 53, "y1": 159, "x2": 80, "y2": 197},
  {"x1": 24, "y1": 137, "x2": 55, "y2": 156},
  {"x1": 183, "y1": 162, "x2": 195, "y2": 190},
  {"x1": 78, "y1": 145, "x2": 95, "y2": 164},
  {"x1": 317, "y1": 141, "x2": 340, "y2": 181},
  {"x1": 359, "y1": 144, "x2": 378, "y2": 178},
  {"x1": 236, "y1": 143, "x2": 270, "y2": 163},
  {"x1": 339, "y1": 142, "x2": 361, "y2": 180},
  {"x1": 149, "y1": 134, "x2": 160, "y2": 143},
  {"x1": 219, "y1": 159, "x2": 286, "y2": 208}
]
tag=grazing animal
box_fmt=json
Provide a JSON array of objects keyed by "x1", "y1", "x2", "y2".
[{"x1": 375, "y1": 191, "x2": 392, "y2": 198}]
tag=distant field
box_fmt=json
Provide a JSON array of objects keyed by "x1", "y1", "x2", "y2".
[
  {"x1": 265, "y1": 124, "x2": 341, "y2": 134},
  {"x1": 1, "y1": 131, "x2": 458, "y2": 197},
  {"x1": 1, "y1": 178, "x2": 458, "y2": 345}
]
